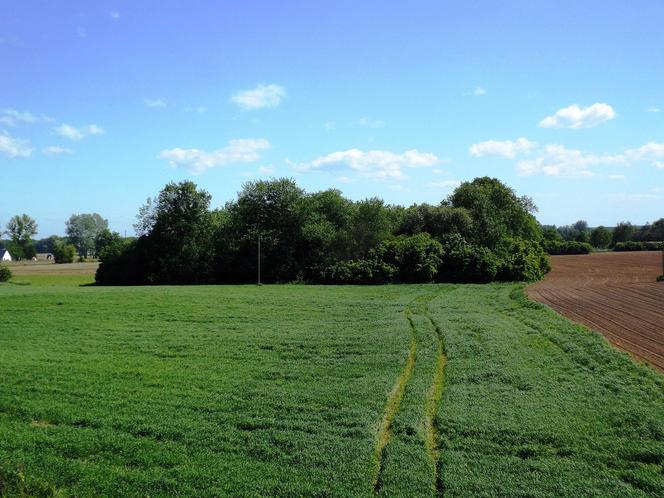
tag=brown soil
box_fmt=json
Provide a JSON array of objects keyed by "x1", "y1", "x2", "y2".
[
  {"x1": 6, "y1": 261, "x2": 99, "y2": 276},
  {"x1": 528, "y1": 251, "x2": 664, "y2": 371}
]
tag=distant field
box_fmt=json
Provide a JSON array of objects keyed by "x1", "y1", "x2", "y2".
[
  {"x1": 1, "y1": 278, "x2": 664, "y2": 496},
  {"x1": 5, "y1": 261, "x2": 99, "y2": 277},
  {"x1": 529, "y1": 251, "x2": 664, "y2": 370}
]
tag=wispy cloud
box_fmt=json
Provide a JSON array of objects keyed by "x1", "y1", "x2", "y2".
[
  {"x1": 0, "y1": 108, "x2": 53, "y2": 126},
  {"x1": 427, "y1": 180, "x2": 462, "y2": 189},
  {"x1": 608, "y1": 174, "x2": 626, "y2": 180},
  {"x1": 292, "y1": 148, "x2": 440, "y2": 181},
  {"x1": 184, "y1": 105, "x2": 207, "y2": 113},
  {"x1": 471, "y1": 137, "x2": 664, "y2": 178},
  {"x1": 0, "y1": 132, "x2": 32, "y2": 158},
  {"x1": 357, "y1": 117, "x2": 386, "y2": 128},
  {"x1": 42, "y1": 146, "x2": 73, "y2": 155},
  {"x1": 473, "y1": 86, "x2": 487, "y2": 96},
  {"x1": 647, "y1": 107, "x2": 660, "y2": 113},
  {"x1": 55, "y1": 123, "x2": 105, "y2": 141},
  {"x1": 144, "y1": 98, "x2": 167, "y2": 108},
  {"x1": 539, "y1": 103, "x2": 615, "y2": 129},
  {"x1": 109, "y1": 11, "x2": 120, "y2": 19},
  {"x1": 231, "y1": 84, "x2": 286, "y2": 110},
  {"x1": 324, "y1": 121, "x2": 336, "y2": 132},
  {"x1": 469, "y1": 138, "x2": 536, "y2": 159},
  {"x1": 76, "y1": 27, "x2": 87, "y2": 38},
  {"x1": 158, "y1": 138, "x2": 270, "y2": 174}
]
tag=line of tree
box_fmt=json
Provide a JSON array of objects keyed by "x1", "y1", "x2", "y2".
[
  {"x1": 95, "y1": 177, "x2": 551, "y2": 285},
  {"x1": 542, "y1": 218, "x2": 664, "y2": 253},
  {"x1": 1, "y1": 213, "x2": 116, "y2": 263}
]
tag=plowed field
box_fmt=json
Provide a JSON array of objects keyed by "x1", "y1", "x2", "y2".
[{"x1": 528, "y1": 251, "x2": 664, "y2": 370}]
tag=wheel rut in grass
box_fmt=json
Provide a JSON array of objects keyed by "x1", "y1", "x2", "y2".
[
  {"x1": 424, "y1": 315, "x2": 446, "y2": 496},
  {"x1": 372, "y1": 309, "x2": 418, "y2": 493},
  {"x1": 372, "y1": 290, "x2": 448, "y2": 496}
]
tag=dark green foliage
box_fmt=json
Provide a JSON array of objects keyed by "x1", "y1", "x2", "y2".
[
  {"x1": 657, "y1": 274, "x2": 664, "y2": 282},
  {"x1": 544, "y1": 240, "x2": 592, "y2": 255},
  {"x1": 437, "y1": 234, "x2": 499, "y2": 283},
  {"x1": 97, "y1": 177, "x2": 549, "y2": 285},
  {"x1": 590, "y1": 226, "x2": 612, "y2": 248},
  {"x1": 375, "y1": 233, "x2": 443, "y2": 283},
  {"x1": 0, "y1": 265, "x2": 11, "y2": 282},
  {"x1": 321, "y1": 257, "x2": 396, "y2": 284},
  {"x1": 612, "y1": 221, "x2": 635, "y2": 245},
  {"x1": 52, "y1": 241, "x2": 77, "y2": 263},
  {"x1": 448, "y1": 177, "x2": 542, "y2": 248},
  {"x1": 496, "y1": 238, "x2": 550, "y2": 281},
  {"x1": 614, "y1": 241, "x2": 664, "y2": 251}
]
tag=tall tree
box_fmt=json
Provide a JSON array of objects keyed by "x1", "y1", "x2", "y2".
[
  {"x1": 5, "y1": 214, "x2": 38, "y2": 260},
  {"x1": 66, "y1": 213, "x2": 109, "y2": 257}
]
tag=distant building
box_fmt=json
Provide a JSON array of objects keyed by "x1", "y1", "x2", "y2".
[{"x1": 1, "y1": 250, "x2": 11, "y2": 262}]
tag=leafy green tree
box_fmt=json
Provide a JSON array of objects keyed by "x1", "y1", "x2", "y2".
[
  {"x1": 66, "y1": 213, "x2": 109, "y2": 257},
  {"x1": 541, "y1": 225, "x2": 562, "y2": 242},
  {"x1": 612, "y1": 222, "x2": 635, "y2": 245},
  {"x1": 449, "y1": 177, "x2": 542, "y2": 249},
  {"x1": 53, "y1": 241, "x2": 77, "y2": 263},
  {"x1": 4, "y1": 214, "x2": 38, "y2": 260},
  {"x1": 95, "y1": 229, "x2": 124, "y2": 259},
  {"x1": 590, "y1": 226, "x2": 612, "y2": 248}
]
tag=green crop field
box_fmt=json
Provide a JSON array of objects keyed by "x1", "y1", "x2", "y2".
[{"x1": 1, "y1": 277, "x2": 664, "y2": 497}]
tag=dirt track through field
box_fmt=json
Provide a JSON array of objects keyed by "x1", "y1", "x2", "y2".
[{"x1": 528, "y1": 251, "x2": 664, "y2": 371}]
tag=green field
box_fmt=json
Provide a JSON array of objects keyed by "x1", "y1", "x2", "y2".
[{"x1": 1, "y1": 278, "x2": 664, "y2": 497}]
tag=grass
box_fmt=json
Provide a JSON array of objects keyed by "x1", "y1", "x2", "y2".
[{"x1": 1, "y1": 278, "x2": 664, "y2": 496}]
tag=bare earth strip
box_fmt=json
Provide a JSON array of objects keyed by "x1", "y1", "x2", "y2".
[
  {"x1": 5, "y1": 262, "x2": 99, "y2": 276},
  {"x1": 528, "y1": 251, "x2": 664, "y2": 371}
]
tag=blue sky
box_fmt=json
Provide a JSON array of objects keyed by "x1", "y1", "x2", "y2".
[{"x1": 1, "y1": 1, "x2": 663, "y2": 237}]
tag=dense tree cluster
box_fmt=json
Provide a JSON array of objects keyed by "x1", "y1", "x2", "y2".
[{"x1": 95, "y1": 177, "x2": 550, "y2": 285}]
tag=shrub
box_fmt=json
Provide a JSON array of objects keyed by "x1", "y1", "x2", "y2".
[
  {"x1": 52, "y1": 242, "x2": 77, "y2": 263},
  {"x1": 0, "y1": 265, "x2": 12, "y2": 282},
  {"x1": 320, "y1": 258, "x2": 396, "y2": 284},
  {"x1": 375, "y1": 233, "x2": 444, "y2": 283},
  {"x1": 437, "y1": 233, "x2": 499, "y2": 283},
  {"x1": 614, "y1": 241, "x2": 664, "y2": 251},
  {"x1": 544, "y1": 240, "x2": 592, "y2": 255},
  {"x1": 496, "y1": 238, "x2": 550, "y2": 281},
  {"x1": 657, "y1": 275, "x2": 664, "y2": 282}
]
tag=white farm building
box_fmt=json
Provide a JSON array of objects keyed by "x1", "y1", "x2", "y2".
[{"x1": 1, "y1": 250, "x2": 11, "y2": 262}]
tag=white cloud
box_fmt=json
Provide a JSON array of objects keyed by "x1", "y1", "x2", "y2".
[
  {"x1": 109, "y1": 11, "x2": 120, "y2": 19},
  {"x1": 647, "y1": 107, "x2": 660, "y2": 113},
  {"x1": 469, "y1": 137, "x2": 536, "y2": 159},
  {"x1": 293, "y1": 148, "x2": 440, "y2": 181},
  {"x1": 539, "y1": 103, "x2": 616, "y2": 129},
  {"x1": 387, "y1": 184, "x2": 405, "y2": 191},
  {"x1": 184, "y1": 105, "x2": 207, "y2": 113},
  {"x1": 144, "y1": 98, "x2": 167, "y2": 108},
  {"x1": 427, "y1": 180, "x2": 462, "y2": 189},
  {"x1": 358, "y1": 117, "x2": 386, "y2": 128},
  {"x1": 654, "y1": 161, "x2": 664, "y2": 170},
  {"x1": 0, "y1": 108, "x2": 53, "y2": 126},
  {"x1": 473, "y1": 86, "x2": 487, "y2": 96},
  {"x1": 0, "y1": 132, "x2": 32, "y2": 158},
  {"x1": 230, "y1": 84, "x2": 286, "y2": 110},
  {"x1": 43, "y1": 146, "x2": 73, "y2": 155},
  {"x1": 55, "y1": 123, "x2": 105, "y2": 141},
  {"x1": 516, "y1": 144, "x2": 624, "y2": 178},
  {"x1": 158, "y1": 138, "x2": 270, "y2": 174},
  {"x1": 258, "y1": 165, "x2": 275, "y2": 174},
  {"x1": 608, "y1": 174, "x2": 626, "y2": 181}
]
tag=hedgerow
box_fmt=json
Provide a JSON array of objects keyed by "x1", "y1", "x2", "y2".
[
  {"x1": 614, "y1": 241, "x2": 664, "y2": 251},
  {"x1": 544, "y1": 240, "x2": 592, "y2": 255}
]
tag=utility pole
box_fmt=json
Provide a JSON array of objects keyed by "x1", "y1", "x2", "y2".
[{"x1": 257, "y1": 232, "x2": 261, "y2": 286}]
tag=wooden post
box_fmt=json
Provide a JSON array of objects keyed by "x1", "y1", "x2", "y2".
[{"x1": 257, "y1": 233, "x2": 261, "y2": 286}]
